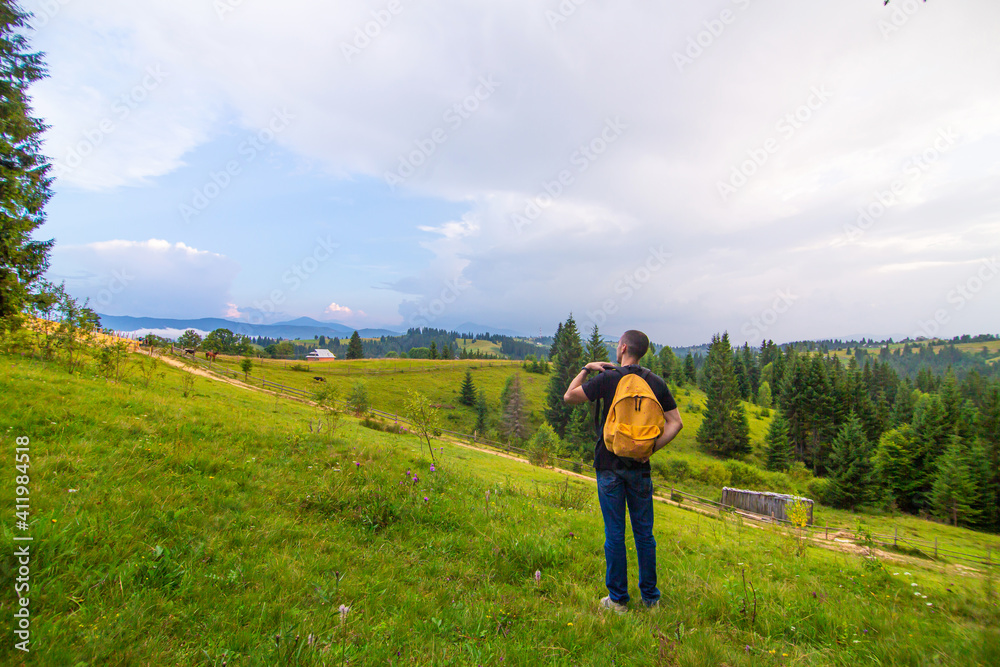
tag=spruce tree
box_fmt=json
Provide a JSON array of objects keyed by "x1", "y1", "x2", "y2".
[
  {"x1": 930, "y1": 436, "x2": 978, "y2": 527},
  {"x1": 501, "y1": 373, "x2": 529, "y2": 443},
  {"x1": 697, "y1": 332, "x2": 751, "y2": 457},
  {"x1": 545, "y1": 314, "x2": 584, "y2": 437},
  {"x1": 658, "y1": 345, "x2": 678, "y2": 384},
  {"x1": 459, "y1": 370, "x2": 476, "y2": 406},
  {"x1": 683, "y1": 353, "x2": 697, "y2": 384},
  {"x1": 756, "y1": 381, "x2": 772, "y2": 409},
  {"x1": 0, "y1": 3, "x2": 53, "y2": 326},
  {"x1": 346, "y1": 331, "x2": 364, "y2": 359},
  {"x1": 764, "y1": 411, "x2": 792, "y2": 471},
  {"x1": 585, "y1": 324, "x2": 609, "y2": 363},
  {"x1": 825, "y1": 413, "x2": 879, "y2": 510},
  {"x1": 474, "y1": 390, "x2": 489, "y2": 435},
  {"x1": 429, "y1": 341, "x2": 438, "y2": 359},
  {"x1": 874, "y1": 425, "x2": 917, "y2": 511}
]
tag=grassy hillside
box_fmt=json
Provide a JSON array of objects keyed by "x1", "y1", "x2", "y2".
[
  {"x1": 208, "y1": 355, "x2": 546, "y2": 436},
  {"x1": 1, "y1": 353, "x2": 998, "y2": 665}
]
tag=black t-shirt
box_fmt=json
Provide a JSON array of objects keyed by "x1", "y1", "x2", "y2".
[{"x1": 582, "y1": 364, "x2": 678, "y2": 471}]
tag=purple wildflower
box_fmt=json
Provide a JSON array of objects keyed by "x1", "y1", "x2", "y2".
[{"x1": 430, "y1": 464, "x2": 436, "y2": 472}]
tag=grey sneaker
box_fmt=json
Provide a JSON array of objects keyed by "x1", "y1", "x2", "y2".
[
  {"x1": 599, "y1": 596, "x2": 628, "y2": 615},
  {"x1": 641, "y1": 598, "x2": 660, "y2": 610}
]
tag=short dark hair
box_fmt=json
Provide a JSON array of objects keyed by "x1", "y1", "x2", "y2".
[{"x1": 621, "y1": 330, "x2": 649, "y2": 360}]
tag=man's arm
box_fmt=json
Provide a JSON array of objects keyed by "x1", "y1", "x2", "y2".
[
  {"x1": 563, "y1": 362, "x2": 616, "y2": 404},
  {"x1": 652, "y1": 408, "x2": 683, "y2": 455}
]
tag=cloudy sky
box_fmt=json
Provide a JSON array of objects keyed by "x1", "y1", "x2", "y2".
[{"x1": 26, "y1": 0, "x2": 1000, "y2": 346}]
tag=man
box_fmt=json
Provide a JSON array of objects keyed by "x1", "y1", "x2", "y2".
[{"x1": 564, "y1": 330, "x2": 683, "y2": 613}]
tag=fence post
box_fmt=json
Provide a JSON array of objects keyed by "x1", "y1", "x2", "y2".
[
  {"x1": 893, "y1": 526, "x2": 897, "y2": 548},
  {"x1": 825, "y1": 525, "x2": 828, "y2": 540}
]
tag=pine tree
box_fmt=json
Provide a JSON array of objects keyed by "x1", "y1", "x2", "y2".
[
  {"x1": 697, "y1": 332, "x2": 751, "y2": 457},
  {"x1": 429, "y1": 341, "x2": 438, "y2": 359},
  {"x1": 545, "y1": 314, "x2": 584, "y2": 437},
  {"x1": 756, "y1": 381, "x2": 772, "y2": 408},
  {"x1": 658, "y1": 345, "x2": 678, "y2": 384},
  {"x1": 683, "y1": 353, "x2": 697, "y2": 384},
  {"x1": 874, "y1": 425, "x2": 917, "y2": 511},
  {"x1": 501, "y1": 373, "x2": 529, "y2": 443},
  {"x1": 346, "y1": 331, "x2": 364, "y2": 359},
  {"x1": 585, "y1": 324, "x2": 609, "y2": 363},
  {"x1": 930, "y1": 436, "x2": 978, "y2": 527},
  {"x1": 764, "y1": 411, "x2": 792, "y2": 471},
  {"x1": 825, "y1": 413, "x2": 880, "y2": 510},
  {"x1": 459, "y1": 370, "x2": 476, "y2": 406},
  {"x1": 0, "y1": 4, "x2": 53, "y2": 326},
  {"x1": 474, "y1": 390, "x2": 489, "y2": 435}
]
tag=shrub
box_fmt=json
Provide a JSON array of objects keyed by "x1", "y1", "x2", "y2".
[
  {"x1": 527, "y1": 423, "x2": 559, "y2": 467},
  {"x1": 346, "y1": 381, "x2": 371, "y2": 416},
  {"x1": 725, "y1": 460, "x2": 766, "y2": 489},
  {"x1": 653, "y1": 456, "x2": 691, "y2": 483},
  {"x1": 692, "y1": 459, "x2": 730, "y2": 487},
  {"x1": 807, "y1": 478, "x2": 829, "y2": 504}
]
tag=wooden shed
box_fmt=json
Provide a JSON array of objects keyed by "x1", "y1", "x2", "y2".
[{"x1": 721, "y1": 487, "x2": 814, "y2": 525}]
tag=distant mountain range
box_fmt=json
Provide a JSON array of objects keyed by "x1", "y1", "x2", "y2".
[
  {"x1": 96, "y1": 314, "x2": 400, "y2": 340},
  {"x1": 95, "y1": 314, "x2": 533, "y2": 341}
]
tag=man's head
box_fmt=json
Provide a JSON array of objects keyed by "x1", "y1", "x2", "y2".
[{"x1": 617, "y1": 330, "x2": 649, "y2": 365}]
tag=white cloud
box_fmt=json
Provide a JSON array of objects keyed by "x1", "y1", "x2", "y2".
[
  {"x1": 26, "y1": 0, "x2": 1000, "y2": 342},
  {"x1": 48, "y1": 239, "x2": 240, "y2": 317},
  {"x1": 325, "y1": 302, "x2": 366, "y2": 320}
]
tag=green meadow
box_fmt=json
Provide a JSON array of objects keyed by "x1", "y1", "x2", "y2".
[{"x1": 1, "y1": 352, "x2": 998, "y2": 665}]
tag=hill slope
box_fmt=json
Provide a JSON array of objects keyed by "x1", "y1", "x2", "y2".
[{"x1": 0, "y1": 353, "x2": 997, "y2": 665}]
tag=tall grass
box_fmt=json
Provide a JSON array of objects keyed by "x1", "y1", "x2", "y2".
[{"x1": 1, "y1": 353, "x2": 997, "y2": 665}]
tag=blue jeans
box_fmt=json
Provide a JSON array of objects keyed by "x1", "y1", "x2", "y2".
[{"x1": 596, "y1": 468, "x2": 659, "y2": 605}]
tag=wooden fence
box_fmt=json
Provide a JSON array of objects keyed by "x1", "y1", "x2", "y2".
[{"x1": 721, "y1": 487, "x2": 814, "y2": 525}]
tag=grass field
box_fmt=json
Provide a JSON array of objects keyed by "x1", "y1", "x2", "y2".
[{"x1": 2, "y1": 351, "x2": 999, "y2": 665}]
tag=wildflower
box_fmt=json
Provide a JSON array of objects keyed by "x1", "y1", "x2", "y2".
[
  {"x1": 430, "y1": 464, "x2": 436, "y2": 472},
  {"x1": 926, "y1": 602, "x2": 933, "y2": 606},
  {"x1": 567, "y1": 622, "x2": 573, "y2": 626},
  {"x1": 904, "y1": 571, "x2": 911, "y2": 576},
  {"x1": 423, "y1": 497, "x2": 428, "y2": 502},
  {"x1": 413, "y1": 476, "x2": 419, "y2": 482},
  {"x1": 535, "y1": 570, "x2": 541, "y2": 584},
  {"x1": 339, "y1": 604, "x2": 350, "y2": 625},
  {"x1": 911, "y1": 582, "x2": 918, "y2": 586}
]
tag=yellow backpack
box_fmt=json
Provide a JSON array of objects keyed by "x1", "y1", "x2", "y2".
[{"x1": 602, "y1": 369, "x2": 665, "y2": 460}]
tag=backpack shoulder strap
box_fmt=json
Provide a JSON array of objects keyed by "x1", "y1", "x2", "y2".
[{"x1": 594, "y1": 366, "x2": 622, "y2": 432}]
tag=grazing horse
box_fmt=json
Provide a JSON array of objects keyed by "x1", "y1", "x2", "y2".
[{"x1": 205, "y1": 351, "x2": 218, "y2": 361}]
